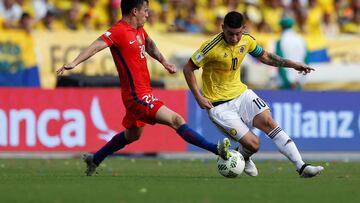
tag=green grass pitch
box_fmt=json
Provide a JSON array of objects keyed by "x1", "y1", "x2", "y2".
[{"x1": 0, "y1": 157, "x2": 359, "y2": 203}]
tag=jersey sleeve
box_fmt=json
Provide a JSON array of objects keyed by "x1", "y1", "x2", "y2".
[
  {"x1": 100, "y1": 26, "x2": 119, "y2": 46},
  {"x1": 247, "y1": 34, "x2": 264, "y2": 57},
  {"x1": 190, "y1": 41, "x2": 211, "y2": 69}
]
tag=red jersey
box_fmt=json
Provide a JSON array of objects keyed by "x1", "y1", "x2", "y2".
[{"x1": 100, "y1": 20, "x2": 152, "y2": 106}]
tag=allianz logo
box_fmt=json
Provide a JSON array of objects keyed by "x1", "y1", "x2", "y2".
[
  {"x1": 255, "y1": 102, "x2": 358, "y2": 139},
  {"x1": 0, "y1": 97, "x2": 116, "y2": 147}
]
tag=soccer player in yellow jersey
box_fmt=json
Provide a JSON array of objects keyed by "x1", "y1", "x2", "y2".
[{"x1": 183, "y1": 11, "x2": 324, "y2": 178}]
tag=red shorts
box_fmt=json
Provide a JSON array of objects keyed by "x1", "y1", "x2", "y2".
[{"x1": 122, "y1": 97, "x2": 164, "y2": 129}]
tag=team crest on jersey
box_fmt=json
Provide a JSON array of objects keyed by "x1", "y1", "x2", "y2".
[
  {"x1": 136, "y1": 35, "x2": 143, "y2": 44},
  {"x1": 239, "y1": 45, "x2": 245, "y2": 54},
  {"x1": 224, "y1": 53, "x2": 228, "y2": 58}
]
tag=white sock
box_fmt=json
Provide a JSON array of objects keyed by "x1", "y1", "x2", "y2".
[
  {"x1": 268, "y1": 126, "x2": 305, "y2": 170},
  {"x1": 238, "y1": 145, "x2": 254, "y2": 160}
]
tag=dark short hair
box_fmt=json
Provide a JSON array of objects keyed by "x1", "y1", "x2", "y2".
[
  {"x1": 121, "y1": 0, "x2": 149, "y2": 15},
  {"x1": 224, "y1": 11, "x2": 245, "y2": 28}
]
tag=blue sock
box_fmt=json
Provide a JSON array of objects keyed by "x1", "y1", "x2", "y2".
[
  {"x1": 93, "y1": 131, "x2": 130, "y2": 166},
  {"x1": 176, "y1": 124, "x2": 218, "y2": 155}
]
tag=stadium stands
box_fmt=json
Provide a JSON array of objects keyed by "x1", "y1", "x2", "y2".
[{"x1": 0, "y1": 0, "x2": 358, "y2": 35}]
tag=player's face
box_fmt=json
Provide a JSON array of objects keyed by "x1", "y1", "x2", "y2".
[
  {"x1": 135, "y1": 2, "x2": 149, "y2": 27},
  {"x1": 222, "y1": 25, "x2": 245, "y2": 46}
]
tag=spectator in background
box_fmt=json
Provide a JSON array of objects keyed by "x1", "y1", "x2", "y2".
[
  {"x1": 80, "y1": 12, "x2": 92, "y2": 31},
  {"x1": 0, "y1": 16, "x2": 4, "y2": 30},
  {"x1": 213, "y1": 14, "x2": 226, "y2": 34},
  {"x1": 340, "y1": 0, "x2": 360, "y2": 33},
  {"x1": 321, "y1": 0, "x2": 338, "y2": 37},
  {"x1": 32, "y1": 0, "x2": 54, "y2": 21},
  {"x1": 85, "y1": 0, "x2": 108, "y2": 30},
  {"x1": 261, "y1": 0, "x2": 284, "y2": 33},
  {"x1": 108, "y1": 0, "x2": 120, "y2": 25},
  {"x1": 168, "y1": 0, "x2": 187, "y2": 30},
  {"x1": 197, "y1": 0, "x2": 218, "y2": 34},
  {"x1": 35, "y1": 10, "x2": 65, "y2": 31},
  {"x1": 144, "y1": 9, "x2": 168, "y2": 32},
  {"x1": 222, "y1": 0, "x2": 241, "y2": 12},
  {"x1": 304, "y1": 0, "x2": 325, "y2": 35},
  {"x1": 343, "y1": 0, "x2": 360, "y2": 21},
  {"x1": 175, "y1": 10, "x2": 202, "y2": 33},
  {"x1": 243, "y1": 0, "x2": 262, "y2": 32},
  {"x1": 276, "y1": 17, "x2": 308, "y2": 90},
  {"x1": 342, "y1": 8, "x2": 360, "y2": 33},
  {"x1": 18, "y1": 12, "x2": 34, "y2": 33},
  {"x1": 64, "y1": 7, "x2": 80, "y2": 30},
  {"x1": 0, "y1": 0, "x2": 23, "y2": 28},
  {"x1": 288, "y1": 0, "x2": 307, "y2": 32}
]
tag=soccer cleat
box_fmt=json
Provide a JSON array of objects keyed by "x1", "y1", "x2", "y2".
[
  {"x1": 217, "y1": 138, "x2": 231, "y2": 160},
  {"x1": 298, "y1": 164, "x2": 324, "y2": 178},
  {"x1": 83, "y1": 153, "x2": 97, "y2": 176},
  {"x1": 244, "y1": 158, "x2": 258, "y2": 177}
]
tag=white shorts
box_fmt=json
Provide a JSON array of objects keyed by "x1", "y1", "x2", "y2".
[{"x1": 208, "y1": 89, "x2": 270, "y2": 141}]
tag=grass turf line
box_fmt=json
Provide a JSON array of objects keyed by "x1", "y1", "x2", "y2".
[{"x1": 0, "y1": 158, "x2": 359, "y2": 203}]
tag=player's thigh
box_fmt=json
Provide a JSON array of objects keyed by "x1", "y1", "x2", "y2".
[
  {"x1": 208, "y1": 106, "x2": 249, "y2": 141},
  {"x1": 236, "y1": 89, "x2": 270, "y2": 127},
  {"x1": 155, "y1": 105, "x2": 185, "y2": 129},
  {"x1": 253, "y1": 109, "x2": 278, "y2": 134}
]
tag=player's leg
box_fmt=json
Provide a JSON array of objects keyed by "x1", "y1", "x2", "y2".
[
  {"x1": 155, "y1": 105, "x2": 231, "y2": 159},
  {"x1": 83, "y1": 126, "x2": 144, "y2": 176},
  {"x1": 83, "y1": 108, "x2": 147, "y2": 176},
  {"x1": 253, "y1": 109, "x2": 324, "y2": 177},
  {"x1": 93, "y1": 126, "x2": 144, "y2": 165},
  {"x1": 237, "y1": 132, "x2": 260, "y2": 176},
  {"x1": 253, "y1": 109, "x2": 304, "y2": 169},
  {"x1": 209, "y1": 104, "x2": 259, "y2": 176}
]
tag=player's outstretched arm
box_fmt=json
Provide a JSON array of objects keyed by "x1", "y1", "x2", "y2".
[
  {"x1": 145, "y1": 36, "x2": 176, "y2": 74},
  {"x1": 56, "y1": 38, "x2": 108, "y2": 75},
  {"x1": 257, "y1": 51, "x2": 315, "y2": 75}
]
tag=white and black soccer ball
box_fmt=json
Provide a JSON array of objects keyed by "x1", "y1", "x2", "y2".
[{"x1": 217, "y1": 150, "x2": 245, "y2": 178}]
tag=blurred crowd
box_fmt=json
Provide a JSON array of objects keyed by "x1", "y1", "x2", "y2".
[{"x1": 1, "y1": 0, "x2": 360, "y2": 36}]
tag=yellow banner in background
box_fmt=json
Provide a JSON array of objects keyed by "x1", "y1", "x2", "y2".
[
  {"x1": 327, "y1": 38, "x2": 360, "y2": 63},
  {"x1": 33, "y1": 31, "x2": 115, "y2": 88}
]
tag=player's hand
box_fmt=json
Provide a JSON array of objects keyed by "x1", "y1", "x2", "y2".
[
  {"x1": 56, "y1": 63, "x2": 75, "y2": 75},
  {"x1": 196, "y1": 96, "x2": 214, "y2": 109},
  {"x1": 162, "y1": 61, "x2": 177, "y2": 74},
  {"x1": 293, "y1": 62, "x2": 315, "y2": 75}
]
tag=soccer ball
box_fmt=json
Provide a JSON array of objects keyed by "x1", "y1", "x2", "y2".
[{"x1": 217, "y1": 150, "x2": 245, "y2": 178}]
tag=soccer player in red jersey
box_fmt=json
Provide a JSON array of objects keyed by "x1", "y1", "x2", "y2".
[{"x1": 57, "y1": 0, "x2": 231, "y2": 176}]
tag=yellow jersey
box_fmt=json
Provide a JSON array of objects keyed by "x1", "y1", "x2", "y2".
[{"x1": 190, "y1": 33, "x2": 263, "y2": 103}]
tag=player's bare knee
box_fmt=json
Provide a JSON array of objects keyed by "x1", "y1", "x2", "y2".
[
  {"x1": 171, "y1": 114, "x2": 185, "y2": 129},
  {"x1": 249, "y1": 139, "x2": 260, "y2": 153},
  {"x1": 264, "y1": 116, "x2": 277, "y2": 130},
  {"x1": 252, "y1": 143, "x2": 260, "y2": 153}
]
